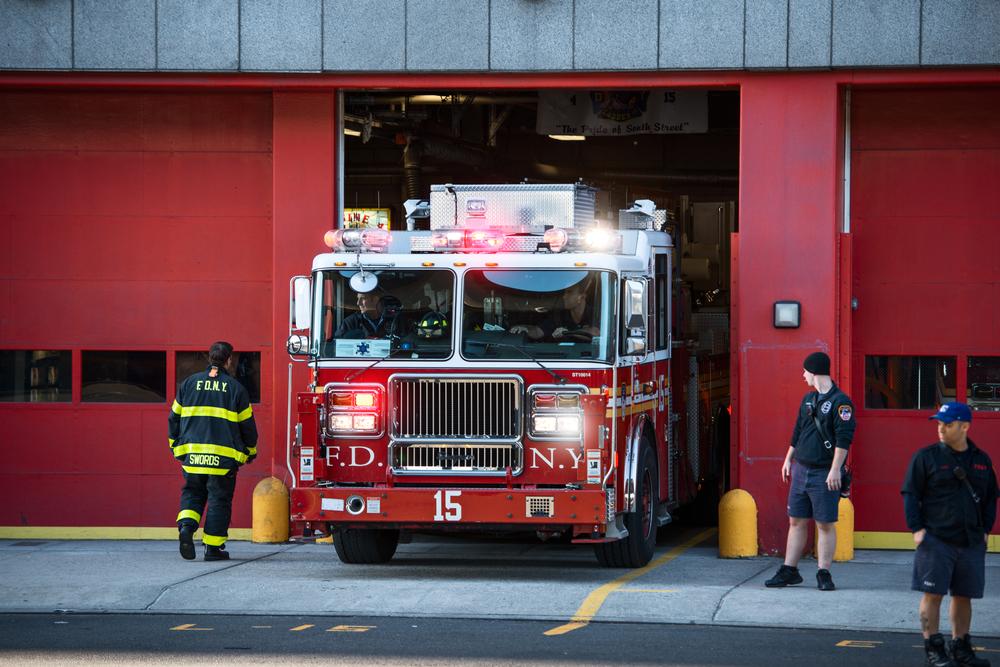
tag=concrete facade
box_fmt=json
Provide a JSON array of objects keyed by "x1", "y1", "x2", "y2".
[{"x1": 2, "y1": 0, "x2": 998, "y2": 72}]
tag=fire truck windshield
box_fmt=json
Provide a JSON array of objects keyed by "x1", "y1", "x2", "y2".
[
  {"x1": 462, "y1": 269, "x2": 615, "y2": 362},
  {"x1": 318, "y1": 269, "x2": 454, "y2": 359}
]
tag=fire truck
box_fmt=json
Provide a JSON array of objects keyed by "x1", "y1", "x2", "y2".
[{"x1": 285, "y1": 183, "x2": 720, "y2": 568}]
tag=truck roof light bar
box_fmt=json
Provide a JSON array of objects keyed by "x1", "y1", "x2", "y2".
[{"x1": 324, "y1": 228, "x2": 391, "y2": 253}]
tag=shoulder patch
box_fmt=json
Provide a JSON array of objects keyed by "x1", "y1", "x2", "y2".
[
  {"x1": 820, "y1": 400, "x2": 832, "y2": 414},
  {"x1": 838, "y1": 405, "x2": 853, "y2": 421}
]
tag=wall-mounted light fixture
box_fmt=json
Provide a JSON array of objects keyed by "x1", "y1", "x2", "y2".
[{"x1": 773, "y1": 301, "x2": 801, "y2": 328}]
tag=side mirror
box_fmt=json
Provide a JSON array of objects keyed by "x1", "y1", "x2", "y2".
[
  {"x1": 290, "y1": 276, "x2": 312, "y2": 332},
  {"x1": 625, "y1": 336, "x2": 646, "y2": 355},
  {"x1": 624, "y1": 278, "x2": 647, "y2": 355},
  {"x1": 286, "y1": 334, "x2": 310, "y2": 355}
]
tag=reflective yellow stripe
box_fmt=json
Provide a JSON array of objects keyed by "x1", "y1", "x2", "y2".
[
  {"x1": 179, "y1": 405, "x2": 242, "y2": 422},
  {"x1": 177, "y1": 509, "x2": 201, "y2": 523},
  {"x1": 203, "y1": 533, "x2": 227, "y2": 546},
  {"x1": 173, "y1": 443, "x2": 248, "y2": 464},
  {"x1": 181, "y1": 466, "x2": 230, "y2": 476},
  {"x1": 246, "y1": 446, "x2": 257, "y2": 457},
  {"x1": 168, "y1": 438, "x2": 175, "y2": 446},
  {"x1": 237, "y1": 405, "x2": 254, "y2": 422},
  {"x1": 171, "y1": 400, "x2": 183, "y2": 415}
]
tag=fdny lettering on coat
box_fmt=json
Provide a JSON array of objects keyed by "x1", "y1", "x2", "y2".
[{"x1": 195, "y1": 380, "x2": 228, "y2": 392}]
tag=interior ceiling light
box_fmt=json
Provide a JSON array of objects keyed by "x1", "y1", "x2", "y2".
[
  {"x1": 343, "y1": 127, "x2": 362, "y2": 137},
  {"x1": 547, "y1": 134, "x2": 586, "y2": 141}
]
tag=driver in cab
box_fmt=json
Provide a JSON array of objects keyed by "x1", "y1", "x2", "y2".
[
  {"x1": 335, "y1": 293, "x2": 409, "y2": 339},
  {"x1": 510, "y1": 281, "x2": 598, "y2": 342}
]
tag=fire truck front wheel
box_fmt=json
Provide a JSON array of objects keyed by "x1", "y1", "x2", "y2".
[
  {"x1": 332, "y1": 527, "x2": 400, "y2": 564},
  {"x1": 593, "y1": 444, "x2": 658, "y2": 568}
]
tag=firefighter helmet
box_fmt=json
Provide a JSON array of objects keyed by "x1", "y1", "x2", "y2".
[{"x1": 416, "y1": 311, "x2": 448, "y2": 339}]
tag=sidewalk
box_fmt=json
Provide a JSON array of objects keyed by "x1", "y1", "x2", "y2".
[{"x1": 1, "y1": 533, "x2": 997, "y2": 637}]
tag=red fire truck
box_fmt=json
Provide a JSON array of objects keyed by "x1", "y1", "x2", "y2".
[{"x1": 285, "y1": 183, "x2": 719, "y2": 568}]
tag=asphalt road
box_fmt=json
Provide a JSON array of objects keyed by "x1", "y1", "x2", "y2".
[{"x1": 0, "y1": 613, "x2": 985, "y2": 666}]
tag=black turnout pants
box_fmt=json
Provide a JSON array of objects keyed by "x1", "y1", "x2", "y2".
[{"x1": 178, "y1": 470, "x2": 237, "y2": 546}]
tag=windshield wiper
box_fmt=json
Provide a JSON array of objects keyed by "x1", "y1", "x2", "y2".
[
  {"x1": 469, "y1": 339, "x2": 567, "y2": 385},
  {"x1": 344, "y1": 347, "x2": 395, "y2": 383}
]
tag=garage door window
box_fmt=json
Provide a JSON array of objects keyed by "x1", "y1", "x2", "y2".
[
  {"x1": 0, "y1": 350, "x2": 72, "y2": 403},
  {"x1": 82, "y1": 351, "x2": 167, "y2": 403},
  {"x1": 968, "y1": 357, "x2": 1000, "y2": 413},
  {"x1": 864, "y1": 356, "x2": 956, "y2": 410}
]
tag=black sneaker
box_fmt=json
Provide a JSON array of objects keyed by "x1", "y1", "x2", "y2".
[
  {"x1": 178, "y1": 526, "x2": 196, "y2": 561},
  {"x1": 764, "y1": 564, "x2": 803, "y2": 587},
  {"x1": 816, "y1": 568, "x2": 836, "y2": 591},
  {"x1": 950, "y1": 634, "x2": 990, "y2": 667},
  {"x1": 925, "y1": 634, "x2": 959, "y2": 667},
  {"x1": 204, "y1": 545, "x2": 230, "y2": 562}
]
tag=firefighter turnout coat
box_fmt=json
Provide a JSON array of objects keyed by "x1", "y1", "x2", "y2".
[{"x1": 168, "y1": 366, "x2": 258, "y2": 474}]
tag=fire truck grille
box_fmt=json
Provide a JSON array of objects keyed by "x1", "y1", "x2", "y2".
[
  {"x1": 390, "y1": 443, "x2": 522, "y2": 474},
  {"x1": 391, "y1": 375, "x2": 522, "y2": 440}
]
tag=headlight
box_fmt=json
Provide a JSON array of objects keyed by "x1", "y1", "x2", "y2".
[
  {"x1": 533, "y1": 416, "x2": 558, "y2": 433},
  {"x1": 556, "y1": 415, "x2": 580, "y2": 434},
  {"x1": 325, "y1": 383, "x2": 384, "y2": 436},
  {"x1": 353, "y1": 414, "x2": 376, "y2": 431},
  {"x1": 528, "y1": 387, "x2": 585, "y2": 439},
  {"x1": 330, "y1": 414, "x2": 353, "y2": 431}
]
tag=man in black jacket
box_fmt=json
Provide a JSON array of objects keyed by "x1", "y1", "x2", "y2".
[
  {"x1": 168, "y1": 341, "x2": 258, "y2": 562},
  {"x1": 902, "y1": 402, "x2": 997, "y2": 667},
  {"x1": 765, "y1": 351, "x2": 855, "y2": 591}
]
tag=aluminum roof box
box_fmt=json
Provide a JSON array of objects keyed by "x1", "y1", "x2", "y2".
[{"x1": 429, "y1": 183, "x2": 597, "y2": 233}]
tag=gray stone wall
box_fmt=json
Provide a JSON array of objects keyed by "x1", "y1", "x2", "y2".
[{"x1": 1, "y1": 0, "x2": 998, "y2": 72}]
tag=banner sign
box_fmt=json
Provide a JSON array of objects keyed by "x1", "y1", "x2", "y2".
[
  {"x1": 536, "y1": 90, "x2": 708, "y2": 136},
  {"x1": 343, "y1": 208, "x2": 390, "y2": 229}
]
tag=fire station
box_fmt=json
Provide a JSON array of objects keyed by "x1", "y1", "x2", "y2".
[{"x1": 0, "y1": 1, "x2": 998, "y2": 555}]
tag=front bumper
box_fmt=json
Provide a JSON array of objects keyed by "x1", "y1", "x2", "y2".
[{"x1": 291, "y1": 486, "x2": 609, "y2": 529}]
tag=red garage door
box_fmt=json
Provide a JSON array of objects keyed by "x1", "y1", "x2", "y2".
[
  {"x1": 850, "y1": 87, "x2": 1000, "y2": 545},
  {"x1": 0, "y1": 92, "x2": 273, "y2": 536}
]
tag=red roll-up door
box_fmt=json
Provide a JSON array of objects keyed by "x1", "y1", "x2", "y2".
[
  {"x1": 850, "y1": 87, "x2": 1000, "y2": 540},
  {"x1": 0, "y1": 91, "x2": 273, "y2": 533}
]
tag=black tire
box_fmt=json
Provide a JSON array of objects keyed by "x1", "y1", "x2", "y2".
[
  {"x1": 594, "y1": 444, "x2": 658, "y2": 568},
  {"x1": 333, "y1": 528, "x2": 400, "y2": 564}
]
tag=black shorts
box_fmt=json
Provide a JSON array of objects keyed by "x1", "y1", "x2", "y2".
[
  {"x1": 787, "y1": 460, "x2": 840, "y2": 523},
  {"x1": 911, "y1": 532, "x2": 987, "y2": 599}
]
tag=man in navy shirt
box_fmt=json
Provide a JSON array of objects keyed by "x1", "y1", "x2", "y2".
[
  {"x1": 765, "y1": 351, "x2": 855, "y2": 591},
  {"x1": 902, "y1": 402, "x2": 997, "y2": 667}
]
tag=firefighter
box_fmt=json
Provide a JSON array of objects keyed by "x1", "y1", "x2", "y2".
[
  {"x1": 902, "y1": 402, "x2": 997, "y2": 667},
  {"x1": 168, "y1": 341, "x2": 258, "y2": 561},
  {"x1": 765, "y1": 351, "x2": 856, "y2": 591}
]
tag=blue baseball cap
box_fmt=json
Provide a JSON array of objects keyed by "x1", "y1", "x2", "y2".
[{"x1": 929, "y1": 402, "x2": 972, "y2": 424}]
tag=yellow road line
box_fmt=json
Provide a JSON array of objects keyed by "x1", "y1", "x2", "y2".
[
  {"x1": 290, "y1": 624, "x2": 315, "y2": 632},
  {"x1": 617, "y1": 588, "x2": 677, "y2": 593},
  {"x1": 544, "y1": 527, "x2": 716, "y2": 636}
]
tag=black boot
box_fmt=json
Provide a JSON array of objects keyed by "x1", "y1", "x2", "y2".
[
  {"x1": 950, "y1": 635, "x2": 990, "y2": 667},
  {"x1": 178, "y1": 525, "x2": 196, "y2": 561},
  {"x1": 764, "y1": 564, "x2": 803, "y2": 587},
  {"x1": 925, "y1": 634, "x2": 959, "y2": 667},
  {"x1": 816, "y1": 568, "x2": 836, "y2": 591},
  {"x1": 204, "y1": 544, "x2": 230, "y2": 561}
]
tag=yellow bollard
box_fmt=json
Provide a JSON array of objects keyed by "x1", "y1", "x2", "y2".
[
  {"x1": 834, "y1": 497, "x2": 854, "y2": 562},
  {"x1": 718, "y1": 489, "x2": 758, "y2": 557},
  {"x1": 252, "y1": 477, "x2": 290, "y2": 543}
]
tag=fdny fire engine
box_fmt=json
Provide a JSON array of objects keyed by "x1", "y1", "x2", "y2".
[{"x1": 286, "y1": 183, "x2": 716, "y2": 568}]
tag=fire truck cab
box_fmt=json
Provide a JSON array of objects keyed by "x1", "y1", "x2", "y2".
[{"x1": 287, "y1": 183, "x2": 709, "y2": 568}]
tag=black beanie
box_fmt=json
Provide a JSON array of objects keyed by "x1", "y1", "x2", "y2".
[{"x1": 803, "y1": 351, "x2": 831, "y2": 375}]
